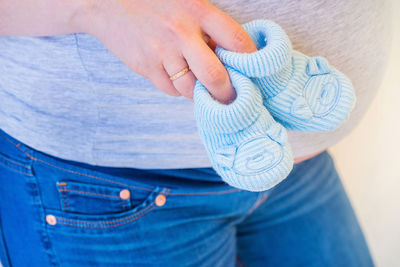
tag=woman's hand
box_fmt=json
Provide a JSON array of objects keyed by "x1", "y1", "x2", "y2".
[{"x1": 74, "y1": 0, "x2": 257, "y2": 103}]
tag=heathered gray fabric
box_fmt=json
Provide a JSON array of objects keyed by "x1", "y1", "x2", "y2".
[{"x1": 0, "y1": 0, "x2": 393, "y2": 168}]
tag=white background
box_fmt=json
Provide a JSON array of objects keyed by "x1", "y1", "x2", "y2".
[{"x1": 330, "y1": 1, "x2": 400, "y2": 266}]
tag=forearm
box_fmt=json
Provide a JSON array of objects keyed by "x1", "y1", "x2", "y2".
[{"x1": 0, "y1": 0, "x2": 90, "y2": 36}]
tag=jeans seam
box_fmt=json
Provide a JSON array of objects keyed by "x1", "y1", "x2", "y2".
[
  {"x1": 64, "y1": 184, "x2": 70, "y2": 212},
  {"x1": 0, "y1": 159, "x2": 33, "y2": 177},
  {"x1": 28, "y1": 169, "x2": 60, "y2": 265},
  {"x1": 58, "y1": 183, "x2": 67, "y2": 212},
  {"x1": 0, "y1": 155, "x2": 31, "y2": 169},
  {"x1": 33, "y1": 155, "x2": 154, "y2": 192},
  {"x1": 2, "y1": 131, "x2": 243, "y2": 196},
  {"x1": 167, "y1": 188, "x2": 242, "y2": 196},
  {"x1": 59, "y1": 185, "x2": 129, "y2": 211},
  {"x1": 60, "y1": 188, "x2": 122, "y2": 199},
  {"x1": 0, "y1": 211, "x2": 12, "y2": 267},
  {"x1": 30, "y1": 153, "x2": 241, "y2": 195},
  {"x1": 56, "y1": 204, "x2": 157, "y2": 229},
  {"x1": 247, "y1": 192, "x2": 269, "y2": 216}
]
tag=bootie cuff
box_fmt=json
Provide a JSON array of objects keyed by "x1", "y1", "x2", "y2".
[
  {"x1": 216, "y1": 19, "x2": 292, "y2": 78},
  {"x1": 194, "y1": 66, "x2": 263, "y2": 134}
]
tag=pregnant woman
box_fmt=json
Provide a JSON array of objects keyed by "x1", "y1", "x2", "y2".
[{"x1": 0, "y1": 0, "x2": 392, "y2": 266}]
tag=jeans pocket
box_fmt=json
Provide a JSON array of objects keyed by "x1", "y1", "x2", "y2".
[
  {"x1": 45, "y1": 182, "x2": 169, "y2": 233},
  {"x1": 56, "y1": 181, "x2": 135, "y2": 214}
]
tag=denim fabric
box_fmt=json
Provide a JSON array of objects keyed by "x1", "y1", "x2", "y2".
[{"x1": 0, "y1": 129, "x2": 373, "y2": 266}]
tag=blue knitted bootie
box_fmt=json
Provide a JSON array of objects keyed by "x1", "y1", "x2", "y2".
[
  {"x1": 193, "y1": 66, "x2": 293, "y2": 192},
  {"x1": 215, "y1": 19, "x2": 356, "y2": 132}
]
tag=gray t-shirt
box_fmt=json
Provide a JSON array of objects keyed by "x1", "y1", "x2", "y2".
[{"x1": 0, "y1": 0, "x2": 392, "y2": 168}]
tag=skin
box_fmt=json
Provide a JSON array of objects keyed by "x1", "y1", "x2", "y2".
[{"x1": 0, "y1": 0, "x2": 323, "y2": 163}]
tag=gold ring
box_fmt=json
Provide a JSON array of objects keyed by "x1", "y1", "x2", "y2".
[{"x1": 169, "y1": 67, "x2": 190, "y2": 81}]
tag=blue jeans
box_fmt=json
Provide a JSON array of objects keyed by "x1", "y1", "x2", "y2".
[{"x1": 0, "y1": 129, "x2": 373, "y2": 266}]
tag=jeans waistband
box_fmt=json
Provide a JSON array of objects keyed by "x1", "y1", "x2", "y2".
[{"x1": 0, "y1": 128, "x2": 329, "y2": 192}]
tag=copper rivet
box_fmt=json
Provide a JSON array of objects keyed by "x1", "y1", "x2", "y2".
[
  {"x1": 155, "y1": 194, "x2": 166, "y2": 207},
  {"x1": 46, "y1": 215, "x2": 57, "y2": 226},
  {"x1": 120, "y1": 189, "x2": 130, "y2": 200}
]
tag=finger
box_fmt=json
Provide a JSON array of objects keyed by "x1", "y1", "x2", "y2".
[
  {"x1": 181, "y1": 35, "x2": 236, "y2": 104},
  {"x1": 163, "y1": 55, "x2": 196, "y2": 100},
  {"x1": 200, "y1": 6, "x2": 257, "y2": 53},
  {"x1": 148, "y1": 66, "x2": 182, "y2": 97}
]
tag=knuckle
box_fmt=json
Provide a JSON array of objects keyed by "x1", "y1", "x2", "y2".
[
  {"x1": 163, "y1": 19, "x2": 182, "y2": 34},
  {"x1": 147, "y1": 40, "x2": 163, "y2": 54},
  {"x1": 162, "y1": 19, "x2": 190, "y2": 40},
  {"x1": 231, "y1": 29, "x2": 248, "y2": 51},
  {"x1": 205, "y1": 65, "x2": 226, "y2": 85},
  {"x1": 183, "y1": 0, "x2": 209, "y2": 17}
]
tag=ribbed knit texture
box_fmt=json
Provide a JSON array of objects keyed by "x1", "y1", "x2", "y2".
[
  {"x1": 216, "y1": 19, "x2": 356, "y2": 132},
  {"x1": 194, "y1": 66, "x2": 293, "y2": 191}
]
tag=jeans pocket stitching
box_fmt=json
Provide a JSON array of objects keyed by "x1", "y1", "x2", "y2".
[
  {"x1": 121, "y1": 198, "x2": 130, "y2": 211},
  {"x1": 55, "y1": 203, "x2": 157, "y2": 229},
  {"x1": 1, "y1": 155, "x2": 31, "y2": 169},
  {"x1": 57, "y1": 181, "x2": 133, "y2": 214},
  {"x1": 0, "y1": 133, "x2": 33, "y2": 176},
  {"x1": 0, "y1": 156, "x2": 33, "y2": 177},
  {"x1": 247, "y1": 192, "x2": 269, "y2": 216},
  {"x1": 61, "y1": 188, "x2": 122, "y2": 199},
  {"x1": 33, "y1": 154, "x2": 155, "y2": 192},
  {"x1": 58, "y1": 183, "x2": 67, "y2": 212},
  {"x1": 29, "y1": 151, "x2": 241, "y2": 196},
  {"x1": 49, "y1": 188, "x2": 169, "y2": 229}
]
